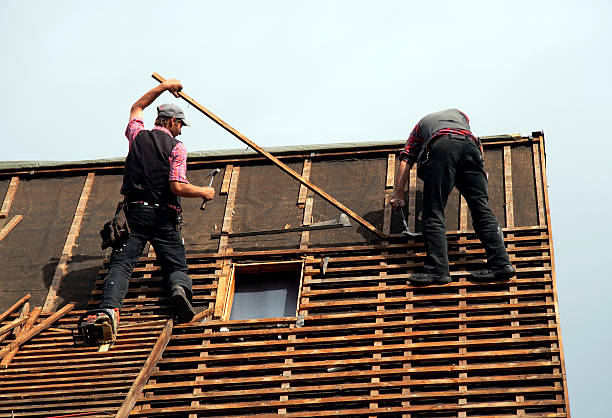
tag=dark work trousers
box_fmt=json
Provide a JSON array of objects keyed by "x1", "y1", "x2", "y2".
[
  {"x1": 417, "y1": 134, "x2": 511, "y2": 274},
  {"x1": 100, "y1": 203, "x2": 192, "y2": 310}
]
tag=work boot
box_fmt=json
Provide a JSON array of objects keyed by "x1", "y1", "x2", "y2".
[
  {"x1": 469, "y1": 264, "x2": 516, "y2": 282},
  {"x1": 84, "y1": 308, "x2": 119, "y2": 344},
  {"x1": 171, "y1": 285, "x2": 195, "y2": 323},
  {"x1": 408, "y1": 272, "x2": 452, "y2": 286}
]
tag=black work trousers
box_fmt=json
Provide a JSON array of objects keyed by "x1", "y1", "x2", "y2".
[
  {"x1": 100, "y1": 203, "x2": 192, "y2": 310},
  {"x1": 417, "y1": 135, "x2": 511, "y2": 274}
]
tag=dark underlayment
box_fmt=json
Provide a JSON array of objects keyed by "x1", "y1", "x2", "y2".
[{"x1": 0, "y1": 134, "x2": 570, "y2": 417}]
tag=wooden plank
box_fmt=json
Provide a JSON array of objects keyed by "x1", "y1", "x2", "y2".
[
  {"x1": 301, "y1": 288, "x2": 554, "y2": 308},
  {"x1": 161, "y1": 333, "x2": 558, "y2": 363},
  {"x1": 460, "y1": 196, "x2": 468, "y2": 231},
  {"x1": 0, "y1": 303, "x2": 74, "y2": 361},
  {"x1": 537, "y1": 134, "x2": 571, "y2": 416},
  {"x1": 296, "y1": 158, "x2": 312, "y2": 207},
  {"x1": 300, "y1": 196, "x2": 314, "y2": 249},
  {"x1": 146, "y1": 371, "x2": 562, "y2": 391},
  {"x1": 218, "y1": 166, "x2": 239, "y2": 254},
  {"x1": 0, "y1": 294, "x2": 31, "y2": 324},
  {"x1": 532, "y1": 142, "x2": 546, "y2": 225},
  {"x1": 0, "y1": 317, "x2": 28, "y2": 339},
  {"x1": 408, "y1": 164, "x2": 417, "y2": 232},
  {"x1": 192, "y1": 307, "x2": 214, "y2": 323},
  {"x1": 0, "y1": 307, "x2": 42, "y2": 368},
  {"x1": 152, "y1": 72, "x2": 386, "y2": 239},
  {"x1": 0, "y1": 176, "x2": 19, "y2": 218},
  {"x1": 125, "y1": 382, "x2": 563, "y2": 404},
  {"x1": 0, "y1": 214, "x2": 22, "y2": 242},
  {"x1": 221, "y1": 267, "x2": 236, "y2": 321},
  {"x1": 219, "y1": 164, "x2": 233, "y2": 195},
  {"x1": 213, "y1": 261, "x2": 231, "y2": 318},
  {"x1": 154, "y1": 356, "x2": 561, "y2": 380},
  {"x1": 385, "y1": 153, "x2": 395, "y2": 189},
  {"x1": 43, "y1": 172, "x2": 95, "y2": 313},
  {"x1": 503, "y1": 146, "x2": 515, "y2": 228},
  {"x1": 129, "y1": 393, "x2": 564, "y2": 415},
  {"x1": 116, "y1": 319, "x2": 173, "y2": 418}
]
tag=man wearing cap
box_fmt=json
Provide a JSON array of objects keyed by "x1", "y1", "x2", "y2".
[
  {"x1": 390, "y1": 108, "x2": 515, "y2": 286},
  {"x1": 84, "y1": 79, "x2": 215, "y2": 344}
]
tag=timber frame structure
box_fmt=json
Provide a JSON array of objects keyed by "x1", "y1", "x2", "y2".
[{"x1": 0, "y1": 133, "x2": 569, "y2": 416}]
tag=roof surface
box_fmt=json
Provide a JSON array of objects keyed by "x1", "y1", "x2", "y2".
[{"x1": 0, "y1": 135, "x2": 569, "y2": 416}]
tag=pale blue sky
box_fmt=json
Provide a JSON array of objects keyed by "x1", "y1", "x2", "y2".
[{"x1": 2, "y1": 1, "x2": 611, "y2": 415}]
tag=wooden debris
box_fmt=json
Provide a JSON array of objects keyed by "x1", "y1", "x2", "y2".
[
  {"x1": 0, "y1": 306, "x2": 41, "y2": 368},
  {"x1": 0, "y1": 214, "x2": 23, "y2": 242},
  {"x1": 0, "y1": 176, "x2": 19, "y2": 218},
  {"x1": 0, "y1": 293, "x2": 30, "y2": 324},
  {"x1": 0, "y1": 303, "x2": 74, "y2": 361}
]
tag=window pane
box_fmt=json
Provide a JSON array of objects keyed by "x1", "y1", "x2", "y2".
[{"x1": 230, "y1": 270, "x2": 300, "y2": 320}]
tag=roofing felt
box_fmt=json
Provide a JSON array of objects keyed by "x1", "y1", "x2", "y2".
[{"x1": 0, "y1": 134, "x2": 569, "y2": 416}]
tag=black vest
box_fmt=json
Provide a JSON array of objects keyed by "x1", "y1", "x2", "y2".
[{"x1": 121, "y1": 129, "x2": 182, "y2": 210}]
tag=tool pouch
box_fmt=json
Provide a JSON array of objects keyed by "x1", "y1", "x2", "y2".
[{"x1": 100, "y1": 201, "x2": 131, "y2": 250}]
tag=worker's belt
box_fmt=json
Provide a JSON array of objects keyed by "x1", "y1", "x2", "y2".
[{"x1": 129, "y1": 201, "x2": 161, "y2": 207}]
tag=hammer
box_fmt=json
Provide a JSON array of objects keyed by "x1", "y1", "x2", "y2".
[
  {"x1": 201, "y1": 168, "x2": 220, "y2": 210},
  {"x1": 400, "y1": 207, "x2": 420, "y2": 237}
]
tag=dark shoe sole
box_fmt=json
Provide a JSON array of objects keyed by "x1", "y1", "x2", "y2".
[
  {"x1": 469, "y1": 266, "x2": 516, "y2": 282},
  {"x1": 408, "y1": 273, "x2": 452, "y2": 286},
  {"x1": 172, "y1": 291, "x2": 195, "y2": 323}
]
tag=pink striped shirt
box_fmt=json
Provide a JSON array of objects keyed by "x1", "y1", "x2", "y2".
[{"x1": 125, "y1": 118, "x2": 189, "y2": 184}]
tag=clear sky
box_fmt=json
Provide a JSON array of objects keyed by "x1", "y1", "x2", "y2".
[{"x1": 1, "y1": 1, "x2": 610, "y2": 415}]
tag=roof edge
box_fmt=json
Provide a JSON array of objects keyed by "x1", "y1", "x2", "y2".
[
  {"x1": 0, "y1": 140, "x2": 406, "y2": 172},
  {"x1": 0, "y1": 133, "x2": 535, "y2": 173}
]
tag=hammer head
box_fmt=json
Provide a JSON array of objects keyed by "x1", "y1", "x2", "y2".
[{"x1": 205, "y1": 168, "x2": 221, "y2": 178}]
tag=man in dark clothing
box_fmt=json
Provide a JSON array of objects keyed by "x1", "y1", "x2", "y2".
[
  {"x1": 390, "y1": 108, "x2": 515, "y2": 285},
  {"x1": 85, "y1": 78, "x2": 215, "y2": 344}
]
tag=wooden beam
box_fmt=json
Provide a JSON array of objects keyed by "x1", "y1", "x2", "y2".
[
  {"x1": 0, "y1": 303, "x2": 74, "y2": 361},
  {"x1": 532, "y1": 142, "x2": 546, "y2": 226},
  {"x1": 218, "y1": 166, "x2": 240, "y2": 254},
  {"x1": 219, "y1": 164, "x2": 233, "y2": 195},
  {"x1": 0, "y1": 306, "x2": 41, "y2": 368},
  {"x1": 300, "y1": 197, "x2": 314, "y2": 249},
  {"x1": 0, "y1": 293, "x2": 30, "y2": 324},
  {"x1": 536, "y1": 134, "x2": 571, "y2": 415},
  {"x1": 503, "y1": 146, "x2": 515, "y2": 228},
  {"x1": 213, "y1": 261, "x2": 232, "y2": 318},
  {"x1": 116, "y1": 319, "x2": 173, "y2": 418},
  {"x1": 0, "y1": 317, "x2": 28, "y2": 338},
  {"x1": 152, "y1": 73, "x2": 386, "y2": 239},
  {"x1": 296, "y1": 158, "x2": 312, "y2": 208},
  {"x1": 43, "y1": 172, "x2": 95, "y2": 313},
  {"x1": 0, "y1": 176, "x2": 19, "y2": 218},
  {"x1": 385, "y1": 153, "x2": 395, "y2": 189},
  {"x1": 192, "y1": 307, "x2": 214, "y2": 323},
  {"x1": 0, "y1": 214, "x2": 22, "y2": 242},
  {"x1": 408, "y1": 165, "x2": 417, "y2": 232}
]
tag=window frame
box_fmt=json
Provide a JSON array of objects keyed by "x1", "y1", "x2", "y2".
[{"x1": 220, "y1": 260, "x2": 305, "y2": 321}]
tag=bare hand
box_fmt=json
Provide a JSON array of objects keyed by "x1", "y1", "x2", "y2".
[
  {"x1": 389, "y1": 194, "x2": 405, "y2": 211},
  {"x1": 202, "y1": 186, "x2": 215, "y2": 201},
  {"x1": 163, "y1": 78, "x2": 183, "y2": 98}
]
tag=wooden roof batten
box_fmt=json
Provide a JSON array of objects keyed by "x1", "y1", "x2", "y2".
[{"x1": 0, "y1": 101, "x2": 568, "y2": 416}]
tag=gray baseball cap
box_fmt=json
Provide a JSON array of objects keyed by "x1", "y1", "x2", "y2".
[{"x1": 157, "y1": 103, "x2": 190, "y2": 126}]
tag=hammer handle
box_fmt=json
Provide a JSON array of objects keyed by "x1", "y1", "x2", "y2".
[{"x1": 200, "y1": 175, "x2": 216, "y2": 211}]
